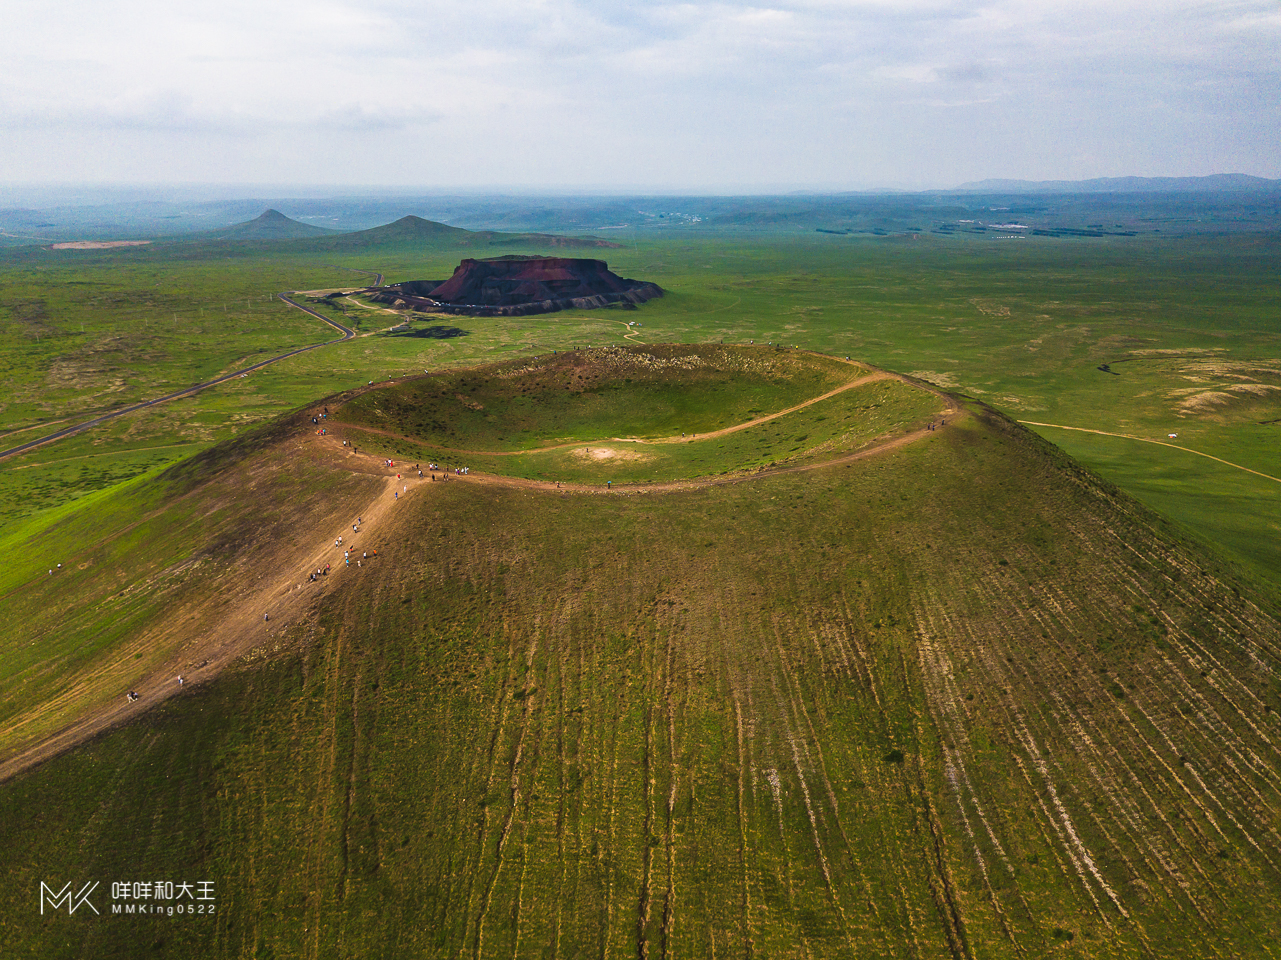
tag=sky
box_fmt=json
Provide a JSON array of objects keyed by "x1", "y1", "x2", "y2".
[{"x1": 3, "y1": 0, "x2": 1278, "y2": 191}]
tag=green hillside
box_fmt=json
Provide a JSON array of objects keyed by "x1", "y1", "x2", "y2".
[{"x1": 1, "y1": 349, "x2": 1278, "y2": 958}]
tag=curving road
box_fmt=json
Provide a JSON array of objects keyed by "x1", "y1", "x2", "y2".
[{"x1": 0, "y1": 276, "x2": 381, "y2": 462}]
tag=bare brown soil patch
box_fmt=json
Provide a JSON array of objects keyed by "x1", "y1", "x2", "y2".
[
  {"x1": 569, "y1": 445, "x2": 653, "y2": 464},
  {"x1": 50, "y1": 241, "x2": 152, "y2": 250}
]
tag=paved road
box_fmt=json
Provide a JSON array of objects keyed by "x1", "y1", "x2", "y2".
[{"x1": 0, "y1": 278, "x2": 380, "y2": 462}]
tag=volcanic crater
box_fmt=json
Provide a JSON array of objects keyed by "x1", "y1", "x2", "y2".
[{"x1": 367, "y1": 255, "x2": 663, "y2": 317}]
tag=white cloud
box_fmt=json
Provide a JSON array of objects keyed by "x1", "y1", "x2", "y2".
[{"x1": 0, "y1": 0, "x2": 1277, "y2": 186}]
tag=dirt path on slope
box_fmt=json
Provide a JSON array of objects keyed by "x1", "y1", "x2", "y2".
[
  {"x1": 0, "y1": 374, "x2": 960, "y2": 783},
  {"x1": 0, "y1": 438, "x2": 420, "y2": 783}
]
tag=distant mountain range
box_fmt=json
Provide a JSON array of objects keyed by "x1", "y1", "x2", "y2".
[
  {"x1": 951, "y1": 174, "x2": 1281, "y2": 193},
  {"x1": 186, "y1": 210, "x2": 621, "y2": 250}
]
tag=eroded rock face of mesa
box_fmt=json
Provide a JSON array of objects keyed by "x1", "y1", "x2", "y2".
[{"x1": 368, "y1": 255, "x2": 663, "y2": 316}]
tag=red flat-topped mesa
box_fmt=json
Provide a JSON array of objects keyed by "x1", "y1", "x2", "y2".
[{"x1": 368, "y1": 255, "x2": 663, "y2": 316}]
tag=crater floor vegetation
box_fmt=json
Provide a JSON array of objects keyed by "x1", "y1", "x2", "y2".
[{"x1": 334, "y1": 345, "x2": 942, "y2": 483}]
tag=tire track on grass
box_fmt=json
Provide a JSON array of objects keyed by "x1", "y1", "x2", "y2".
[{"x1": 1019, "y1": 421, "x2": 1281, "y2": 485}]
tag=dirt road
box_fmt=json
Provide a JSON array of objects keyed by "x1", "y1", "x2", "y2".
[{"x1": 0, "y1": 292, "x2": 356, "y2": 462}]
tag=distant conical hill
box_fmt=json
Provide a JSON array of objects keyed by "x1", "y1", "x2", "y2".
[
  {"x1": 3, "y1": 347, "x2": 1280, "y2": 957},
  {"x1": 310, "y1": 214, "x2": 475, "y2": 249},
  {"x1": 214, "y1": 208, "x2": 337, "y2": 239}
]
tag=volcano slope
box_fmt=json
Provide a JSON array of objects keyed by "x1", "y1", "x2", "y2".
[{"x1": 2, "y1": 346, "x2": 1281, "y2": 959}]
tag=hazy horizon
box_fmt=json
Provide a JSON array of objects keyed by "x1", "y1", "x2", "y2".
[{"x1": 2, "y1": 172, "x2": 1279, "y2": 214}]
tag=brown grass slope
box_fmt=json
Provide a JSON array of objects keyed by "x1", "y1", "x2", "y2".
[{"x1": 2, "y1": 402, "x2": 1280, "y2": 959}]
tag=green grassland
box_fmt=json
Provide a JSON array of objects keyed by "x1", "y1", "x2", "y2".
[
  {"x1": 3, "y1": 229, "x2": 1276, "y2": 590},
  {"x1": 2, "y1": 399, "x2": 1279, "y2": 958}
]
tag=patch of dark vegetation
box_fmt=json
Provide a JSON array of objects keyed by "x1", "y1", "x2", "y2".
[
  {"x1": 385, "y1": 325, "x2": 469, "y2": 340},
  {"x1": 1032, "y1": 226, "x2": 1138, "y2": 238},
  {"x1": 3, "y1": 298, "x2": 60, "y2": 339}
]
